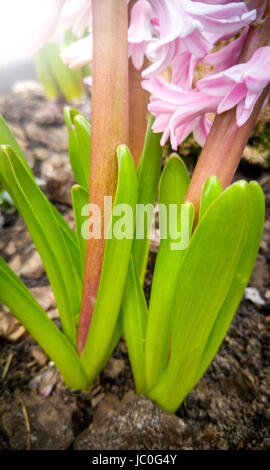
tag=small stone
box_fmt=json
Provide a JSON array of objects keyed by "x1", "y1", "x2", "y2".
[
  {"x1": 91, "y1": 393, "x2": 105, "y2": 409},
  {"x1": 74, "y1": 396, "x2": 187, "y2": 450},
  {"x1": 0, "y1": 310, "x2": 20, "y2": 338},
  {"x1": 28, "y1": 366, "x2": 59, "y2": 396},
  {"x1": 0, "y1": 395, "x2": 74, "y2": 450},
  {"x1": 8, "y1": 325, "x2": 26, "y2": 342},
  {"x1": 93, "y1": 394, "x2": 121, "y2": 425},
  {"x1": 25, "y1": 122, "x2": 68, "y2": 152},
  {"x1": 9, "y1": 254, "x2": 22, "y2": 274},
  {"x1": 41, "y1": 158, "x2": 74, "y2": 205},
  {"x1": 32, "y1": 147, "x2": 51, "y2": 161},
  {"x1": 245, "y1": 287, "x2": 266, "y2": 307},
  {"x1": 30, "y1": 346, "x2": 48, "y2": 366},
  {"x1": 243, "y1": 145, "x2": 268, "y2": 168},
  {"x1": 264, "y1": 290, "x2": 270, "y2": 300},
  {"x1": 29, "y1": 286, "x2": 56, "y2": 311},
  {"x1": 47, "y1": 308, "x2": 59, "y2": 320},
  {"x1": 20, "y1": 251, "x2": 44, "y2": 278},
  {"x1": 6, "y1": 122, "x2": 28, "y2": 148},
  {"x1": 249, "y1": 256, "x2": 270, "y2": 290},
  {"x1": 103, "y1": 358, "x2": 125, "y2": 379},
  {"x1": 5, "y1": 242, "x2": 16, "y2": 256}
]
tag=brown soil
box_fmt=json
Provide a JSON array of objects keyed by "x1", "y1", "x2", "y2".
[{"x1": 0, "y1": 82, "x2": 269, "y2": 450}]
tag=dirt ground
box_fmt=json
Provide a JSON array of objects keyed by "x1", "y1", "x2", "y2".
[{"x1": 0, "y1": 81, "x2": 269, "y2": 450}]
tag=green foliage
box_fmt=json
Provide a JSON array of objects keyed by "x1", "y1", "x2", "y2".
[
  {"x1": 122, "y1": 258, "x2": 148, "y2": 394},
  {"x1": 64, "y1": 107, "x2": 91, "y2": 191},
  {"x1": 34, "y1": 41, "x2": 85, "y2": 101},
  {"x1": 71, "y1": 184, "x2": 88, "y2": 275},
  {"x1": 0, "y1": 114, "x2": 136, "y2": 390},
  {"x1": 81, "y1": 145, "x2": 137, "y2": 383},
  {"x1": 0, "y1": 257, "x2": 88, "y2": 389},
  {"x1": 132, "y1": 114, "x2": 163, "y2": 284},
  {"x1": 0, "y1": 145, "x2": 81, "y2": 345},
  {"x1": 0, "y1": 112, "x2": 264, "y2": 414},
  {"x1": 123, "y1": 172, "x2": 264, "y2": 412}
]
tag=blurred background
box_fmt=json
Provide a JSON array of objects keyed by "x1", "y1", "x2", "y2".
[{"x1": 0, "y1": 1, "x2": 38, "y2": 93}]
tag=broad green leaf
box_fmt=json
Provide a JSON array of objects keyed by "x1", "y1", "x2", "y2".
[
  {"x1": 0, "y1": 257, "x2": 88, "y2": 390},
  {"x1": 63, "y1": 107, "x2": 80, "y2": 129},
  {"x1": 0, "y1": 115, "x2": 81, "y2": 278},
  {"x1": 99, "y1": 316, "x2": 123, "y2": 374},
  {"x1": 49, "y1": 201, "x2": 81, "y2": 279},
  {"x1": 194, "y1": 181, "x2": 265, "y2": 384},
  {"x1": 158, "y1": 154, "x2": 190, "y2": 242},
  {"x1": 71, "y1": 184, "x2": 88, "y2": 273},
  {"x1": 64, "y1": 107, "x2": 91, "y2": 191},
  {"x1": 0, "y1": 145, "x2": 82, "y2": 345},
  {"x1": 81, "y1": 145, "x2": 137, "y2": 383},
  {"x1": 199, "y1": 175, "x2": 223, "y2": 220},
  {"x1": 122, "y1": 257, "x2": 148, "y2": 394},
  {"x1": 34, "y1": 47, "x2": 61, "y2": 99},
  {"x1": 149, "y1": 181, "x2": 252, "y2": 412},
  {"x1": 73, "y1": 115, "x2": 91, "y2": 190},
  {"x1": 0, "y1": 115, "x2": 31, "y2": 177},
  {"x1": 145, "y1": 205, "x2": 193, "y2": 391},
  {"x1": 132, "y1": 114, "x2": 162, "y2": 284},
  {"x1": 145, "y1": 155, "x2": 191, "y2": 390},
  {"x1": 45, "y1": 41, "x2": 83, "y2": 101}
]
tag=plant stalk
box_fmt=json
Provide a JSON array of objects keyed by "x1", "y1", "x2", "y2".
[
  {"x1": 185, "y1": 14, "x2": 270, "y2": 221},
  {"x1": 77, "y1": 0, "x2": 128, "y2": 354},
  {"x1": 129, "y1": 57, "x2": 150, "y2": 167}
]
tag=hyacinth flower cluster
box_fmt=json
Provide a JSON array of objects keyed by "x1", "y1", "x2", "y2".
[{"x1": 0, "y1": 0, "x2": 269, "y2": 413}]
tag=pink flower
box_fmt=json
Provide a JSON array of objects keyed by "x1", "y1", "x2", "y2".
[
  {"x1": 140, "y1": 0, "x2": 256, "y2": 82},
  {"x1": 199, "y1": 46, "x2": 270, "y2": 126},
  {"x1": 59, "y1": 0, "x2": 92, "y2": 38},
  {"x1": 203, "y1": 26, "x2": 249, "y2": 73},
  {"x1": 25, "y1": 0, "x2": 91, "y2": 53},
  {"x1": 25, "y1": 0, "x2": 65, "y2": 53},
  {"x1": 61, "y1": 36, "x2": 92, "y2": 69},
  {"x1": 142, "y1": 46, "x2": 270, "y2": 149},
  {"x1": 142, "y1": 76, "x2": 216, "y2": 148},
  {"x1": 128, "y1": 0, "x2": 153, "y2": 69}
]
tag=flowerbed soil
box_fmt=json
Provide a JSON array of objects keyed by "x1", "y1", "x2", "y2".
[{"x1": 0, "y1": 81, "x2": 269, "y2": 450}]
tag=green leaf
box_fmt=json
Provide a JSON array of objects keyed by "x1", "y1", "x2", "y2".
[
  {"x1": 0, "y1": 115, "x2": 81, "y2": 279},
  {"x1": 0, "y1": 115, "x2": 31, "y2": 178},
  {"x1": 199, "y1": 175, "x2": 223, "y2": 220},
  {"x1": 34, "y1": 46, "x2": 61, "y2": 100},
  {"x1": 148, "y1": 181, "x2": 252, "y2": 412},
  {"x1": 158, "y1": 154, "x2": 190, "y2": 241},
  {"x1": 64, "y1": 107, "x2": 91, "y2": 191},
  {"x1": 145, "y1": 155, "x2": 192, "y2": 390},
  {"x1": 49, "y1": 202, "x2": 82, "y2": 280},
  {"x1": 132, "y1": 114, "x2": 163, "y2": 284},
  {"x1": 81, "y1": 145, "x2": 137, "y2": 383},
  {"x1": 0, "y1": 145, "x2": 82, "y2": 345},
  {"x1": 71, "y1": 184, "x2": 88, "y2": 273},
  {"x1": 194, "y1": 181, "x2": 265, "y2": 384},
  {"x1": 45, "y1": 41, "x2": 84, "y2": 101},
  {"x1": 0, "y1": 256, "x2": 88, "y2": 389},
  {"x1": 122, "y1": 257, "x2": 148, "y2": 395}
]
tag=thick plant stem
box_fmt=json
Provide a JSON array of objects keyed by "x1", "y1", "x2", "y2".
[
  {"x1": 129, "y1": 58, "x2": 149, "y2": 167},
  {"x1": 77, "y1": 0, "x2": 128, "y2": 354},
  {"x1": 185, "y1": 16, "x2": 270, "y2": 221}
]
